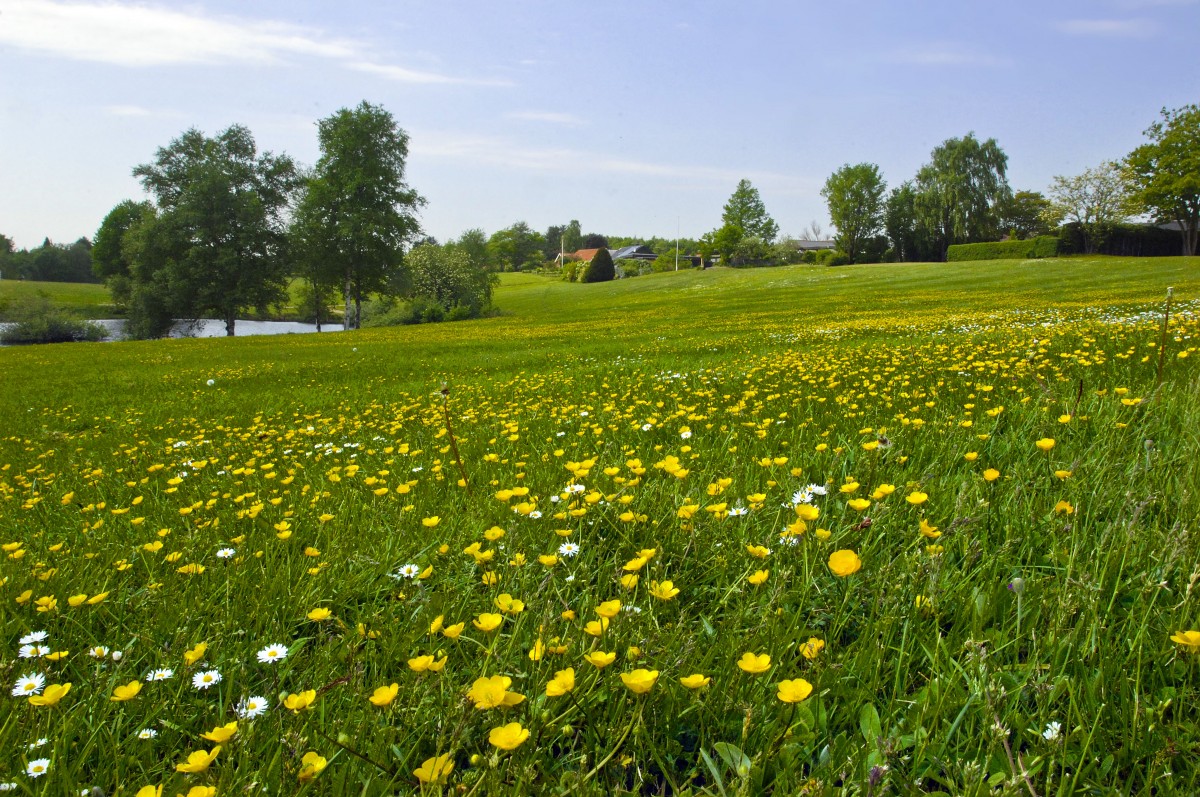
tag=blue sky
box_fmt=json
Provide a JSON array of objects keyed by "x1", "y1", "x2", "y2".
[{"x1": 1, "y1": 0, "x2": 1197, "y2": 249}]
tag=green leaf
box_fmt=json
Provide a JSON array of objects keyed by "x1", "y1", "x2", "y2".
[{"x1": 859, "y1": 703, "x2": 883, "y2": 746}]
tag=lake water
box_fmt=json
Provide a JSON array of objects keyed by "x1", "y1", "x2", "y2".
[{"x1": 0, "y1": 319, "x2": 345, "y2": 345}]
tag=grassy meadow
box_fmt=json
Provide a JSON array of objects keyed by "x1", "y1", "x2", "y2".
[{"x1": 1, "y1": 257, "x2": 1199, "y2": 795}]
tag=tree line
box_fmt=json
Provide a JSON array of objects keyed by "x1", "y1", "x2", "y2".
[
  {"x1": 0, "y1": 236, "x2": 98, "y2": 283},
  {"x1": 822, "y1": 103, "x2": 1200, "y2": 263}
]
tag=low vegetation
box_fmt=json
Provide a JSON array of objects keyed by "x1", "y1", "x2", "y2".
[{"x1": 0, "y1": 257, "x2": 1198, "y2": 795}]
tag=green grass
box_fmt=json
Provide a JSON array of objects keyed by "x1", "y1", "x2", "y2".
[
  {"x1": 0, "y1": 279, "x2": 115, "y2": 321},
  {"x1": 1, "y1": 257, "x2": 1199, "y2": 795}
]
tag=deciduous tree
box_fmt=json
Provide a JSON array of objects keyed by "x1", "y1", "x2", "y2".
[
  {"x1": 1125, "y1": 104, "x2": 1200, "y2": 256},
  {"x1": 132, "y1": 125, "x2": 300, "y2": 336},
  {"x1": 1046, "y1": 162, "x2": 1131, "y2": 255},
  {"x1": 293, "y1": 102, "x2": 424, "y2": 330},
  {"x1": 821, "y1": 163, "x2": 887, "y2": 262},
  {"x1": 913, "y1": 133, "x2": 1010, "y2": 259}
]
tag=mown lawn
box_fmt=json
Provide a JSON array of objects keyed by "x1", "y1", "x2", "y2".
[{"x1": 0, "y1": 256, "x2": 1198, "y2": 795}]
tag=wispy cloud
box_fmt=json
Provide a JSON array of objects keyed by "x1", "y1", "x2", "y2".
[
  {"x1": 886, "y1": 45, "x2": 1009, "y2": 67},
  {"x1": 104, "y1": 104, "x2": 154, "y2": 117},
  {"x1": 410, "y1": 132, "x2": 816, "y2": 194},
  {"x1": 505, "y1": 111, "x2": 585, "y2": 126},
  {"x1": 1054, "y1": 18, "x2": 1159, "y2": 36},
  {"x1": 0, "y1": 0, "x2": 507, "y2": 85},
  {"x1": 349, "y1": 62, "x2": 512, "y2": 87}
]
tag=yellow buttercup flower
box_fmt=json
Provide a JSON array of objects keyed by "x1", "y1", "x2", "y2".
[
  {"x1": 473, "y1": 613, "x2": 503, "y2": 632},
  {"x1": 422, "y1": 516, "x2": 441, "y2": 527},
  {"x1": 546, "y1": 667, "x2": 575, "y2": 696},
  {"x1": 679, "y1": 673, "x2": 711, "y2": 690},
  {"x1": 369, "y1": 683, "x2": 399, "y2": 707},
  {"x1": 737, "y1": 652, "x2": 771, "y2": 674},
  {"x1": 905, "y1": 491, "x2": 928, "y2": 505},
  {"x1": 983, "y1": 468, "x2": 1000, "y2": 482},
  {"x1": 298, "y1": 751, "x2": 327, "y2": 783},
  {"x1": 466, "y1": 675, "x2": 525, "y2": 709},
  {"x1": 175, "y1": 746, "x2": 221, "y2": 774},
  {"x1": 918, "y1": 519, "x2": 940, "y2": 538},
  {"x1": 619, "y1": 668, "x2": 659, "y2": 695},
  {"x1": 413, "y1": 753, "x2": 454, "y2": 784},
  {"x1": 306, "y1": 607, "x2": 332, "y2": 621},
  {"x1": 111, "y1": 681, "x2": 142, "y2": 701},
  {"x1": 494, "y1": 593, "x2": 525, "y2": 614},
  {"x1": 183, "y1": 641, "x2": 207, "y2": 666},
  {"x1": 595, "y1": 599, "x2": 621, "y2": 619},
  {"x1": 649, "y1": 580, "x2": 679, "y2": 600},
  {"x1": 828, "y1": 549, "x2": 862, "y2": 577},
  {"x1": 442, "y1": 622, "x2": 465, "y2": 639},
  {"x1": 747, "y1": 569, "x2": 769, "y2": 586},
  {"x1": 28, "y1": 682, "x2": 71, "y2": 707},
  {"x1": 284, "y1": 689, "x2": 317, "y2": 712},
  {"x1": 777, "y1": 678, "x2": 814, "y2": 703},
  {"x1": 201, "y1": 721, "x2": 238, "y2": 743},
  {"x1": 1170, "y1": 630, "x2": 1200, "y2": 651},
  {"x1": 800, "y1": 637, "x2": 825, "y2": 660},
  {"x1": 488, "y1": 722, "x2": 530, "y2": 751},
  {"x1": 583, "y1": 650, "x2": 616, "y2": 669},
  {"x1": 408, "y1": 654, "x2": 446, "y2": 673},
  {"x1": 1036, "y1": 437, "x2": 1056, "y2": 452}
]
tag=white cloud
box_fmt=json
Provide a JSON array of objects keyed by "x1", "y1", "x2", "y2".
[
  {"x1": 1054, "y1": 18, "x2": 1159, "y2": 36},
  {"x1": 505, "y1": 111, "x2": 585, "y2": 126},
  {"x1": 887, "y1": 46, "x2": 1008, "y2": 67},
  {"x1": 0, "y1": 0, "x2": 508, "y2": 85},
  {"x1": 103, "y1": 104, "x2": 154, "y2": 117},
  {"x1": 348, "y1": 61, "x2": 512, "y2": 87},
  {"x1": 409, "y1": 131, "x2": 815, "y2": 194}
]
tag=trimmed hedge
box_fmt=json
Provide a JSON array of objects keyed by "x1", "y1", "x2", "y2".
[
  {"x1": 1057, "y1": 222, "x2": 1180, "y2": 257},
  {"x1": 947, "y1": 236, "x2": 1059, "y2": 262}
]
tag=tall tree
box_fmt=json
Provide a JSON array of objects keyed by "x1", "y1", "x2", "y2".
[
  {"x1": 1126, "y1": 104, "x2": 1200, "y2": 256},
  {"x1": 821, "y1": 163, "x2": 887, "y2": 262},
  {"x1": 1046, "y1": 162, "x2": 1131, "y2": 255},
  {"x1": 721, "y1": 179, "x2": 779, "y2": 243},
  {"x1": 487, "y1": 222, "x2": 545, "y2": 271},
  {"x1": 132, "y1": 125, "x2": 299, "y2": 335},
  {"x1": 913, "y1": 133, "x2": 1011, "y2": 259},
  {"x1": 293, "y1": 102, "x2": 424, "y2": 330},
  {"x1": 93, "y1": 200, "x2": 155, "y2": 304},
  {"x1": 446, "y1": 228, "x2": 491, "y2": 270},
  {"x1": 997, "y1": 190, "x2": 1059, "y2": 239}
]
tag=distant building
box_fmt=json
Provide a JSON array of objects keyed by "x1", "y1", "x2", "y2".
[{"x1": 794, "y1": 240, "x2": 837, "y2": 253}]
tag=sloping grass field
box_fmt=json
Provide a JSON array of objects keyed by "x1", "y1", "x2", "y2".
[{"x1": 1, "y1": 257, "x2": 1199, "y2": 795}]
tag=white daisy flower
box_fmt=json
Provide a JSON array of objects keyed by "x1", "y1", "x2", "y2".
[
  {"x1": 25, "y1": 759, "x2": 49, "y2": 779},
  {"x1": 727, "y1": 505, "x2": 749, "y2": 517},
  {"x1": 11, "y1": 673, "x2": 45, "y2": 697},
  {"x1": 256, "y1": 644, "x2": 288, "y2": 664},
  {"x1": 809, "y1": 484, "x2": 828, "y2": 496},
  {"x1": 192, "y1": 669, "x2": 221, "y2": 690},
  {"x1": 147, "y1": 668, "x2": 174, "y2": 682},
  {"x1": 27, "y1": 738, "x2": 48, "y2": 749},
  {"x1": 89, "y1": 645, "x2": 109, "y2": 659},
  {"x1": 19, "y1": 631, "x2": 48, "y2": 644},
  {"x1": 216, "y1": 548, "x2": 236, "y2": 559},
  {"x1": 680, "y1": 430, "x2": 692, "y2": 439},
  {"x1": 0, "y1": 782, "x2": 17, "y2": 791},
  {"x1": 237, "y1": 695, "x2": 269, "y2": 718},
  {"x1": 138, "y1": 728, "x2": 158, "y2": 739},
  {"x1": 558, "y1": 542, "x2": 580, "y2": 557},
  {"x1": 18, "y1": 645, "x2": 41, "y2": 659},
  {"x1": 396, "y1": 564, "x2": 420, "y2": 579},
  {"x1": 791, "y1": 489, "x2": 813, "y2": 505},
  {"x1": 1042, "y1": 721, "x2": 1062, "y2": 741},
  {"x1": 528, "y1": 510, "x2": 543, "y2": 519}
]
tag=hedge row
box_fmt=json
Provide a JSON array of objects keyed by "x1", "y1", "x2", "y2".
[{"x1": 947, "y1": 236, "x2": 1060, "y2": 262}]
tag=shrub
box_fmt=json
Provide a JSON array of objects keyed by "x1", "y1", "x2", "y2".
[
  {"x1": 947, "y1": 236, "x2": 1059, "y2": 261},
  {"x1": 827, "y1": 251, "x2": 852, "y2": 267},
  {"x1": 581, "y1": 248, "x2": 615, "y2": 283},
  {"x1": 0, "y1": 297, "x2": 108, "y2": 344}
]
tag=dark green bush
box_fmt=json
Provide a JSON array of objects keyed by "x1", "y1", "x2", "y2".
[
  {"x1": 947, "y1": 236, "x2": 1060, "y2": 261},
  {"x1": 0, "y1": 298, "x2": 108, "y2": 344},
  {"x1": 581, "y1": 248, "x2": 615, "y2": 283}
]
